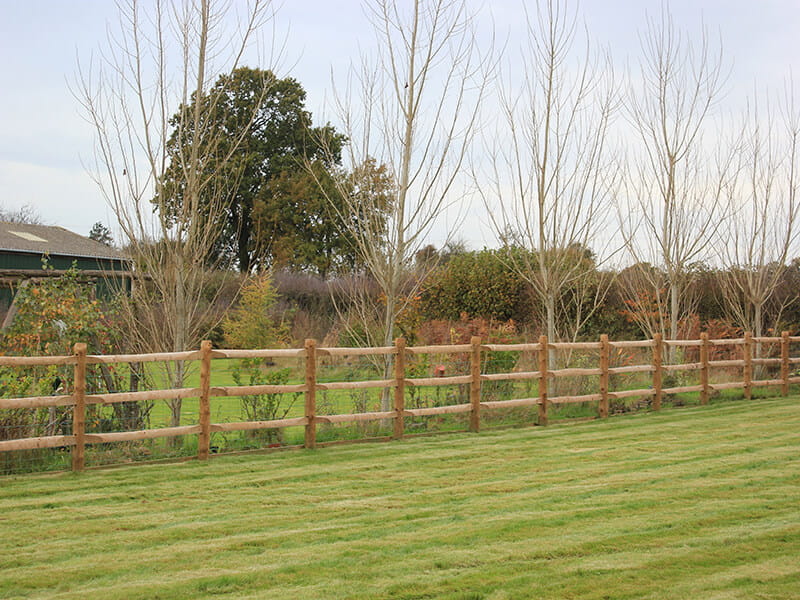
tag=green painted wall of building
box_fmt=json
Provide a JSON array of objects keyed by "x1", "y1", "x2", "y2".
[{"x1": 0, "y1": 252, "x2": 130, "y2": 315}]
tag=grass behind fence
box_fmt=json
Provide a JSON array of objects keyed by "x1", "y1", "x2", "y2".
[{"x1": 1, "y1": 397, "x2": 799, "y2": 599}]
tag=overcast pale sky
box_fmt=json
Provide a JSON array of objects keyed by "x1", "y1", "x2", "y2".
[{"x1": 0, "y1": 0, "x2": 798, "y2": 248}]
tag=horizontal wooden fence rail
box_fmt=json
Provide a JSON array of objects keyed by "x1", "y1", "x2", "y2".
[{"x1": 1, "y1": 332, "x2": 799, "y2": 471}]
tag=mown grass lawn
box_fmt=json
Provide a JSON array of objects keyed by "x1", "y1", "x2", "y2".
[{"x1": 1, "y1": 397, "x2": 799, "y2": 599}]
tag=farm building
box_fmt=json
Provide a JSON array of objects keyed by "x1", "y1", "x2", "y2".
[{"x1": 0, "y1": 221, "x2": 130, "y2": 323}]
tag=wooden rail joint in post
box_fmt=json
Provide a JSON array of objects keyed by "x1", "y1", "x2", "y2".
[
  {"x1": 599, "y1": 334, "x2": 610, "y2": 419},
  {"x1": 197, "y1": 340, "x2": 212, "y2": 460},
  {"x1": 700, "y1": 332, "x2": 710, "y2": 405},
  {"x1": 304, "y1": 339, "x2": 317, "y2": 449},
  {"x1": 72, "y1": 343, "x2": 87, "y2": 472},
  {"x1": 538, "y1": 335, "x2": 548, "y2": 426},
  {"x1": 470, "y1": 336, "x2": 482, "y2": 433},
  {"x1": 393, "y1": 337, "x2": 406, "y2": 440}
]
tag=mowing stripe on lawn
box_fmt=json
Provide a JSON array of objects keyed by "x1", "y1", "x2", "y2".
[{"x1": 0, "y1": 397, "x2": 798, "y2": 599}]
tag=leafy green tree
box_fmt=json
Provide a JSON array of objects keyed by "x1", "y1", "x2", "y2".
[
  {"x1": 263, "y1": 156, "x2": 394, "y2": 278},
  {"x1": 252, "y1": 160, "x2": 374, "y2": 278},
  {"x1": 159, "y1": 67, "x2": 346, "y2": 272}
]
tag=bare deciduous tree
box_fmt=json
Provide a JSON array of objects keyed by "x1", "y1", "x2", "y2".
[
  {"x1": 719, "y1": 88, "x2": 800, "y2": 343},
  {"x1": 621, "y1": 7, "x2": 733, "y2": 357},
  {"x1": 0, "y1": 203, "x2": 43, "y2": 225},
  {"x1": 76, "y1": 0, "x2": 275, "y2": 427},
  {"x1": 479, "y1": 0, "x2": 620, "y2": 362},
  {"x1": 320, "y1": 0, "x2": 490, "y2": 409}
]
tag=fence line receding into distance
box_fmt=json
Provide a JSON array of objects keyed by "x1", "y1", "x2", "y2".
[{"x1": 0, "y1": 331, "x2": 798, "y2": 471}]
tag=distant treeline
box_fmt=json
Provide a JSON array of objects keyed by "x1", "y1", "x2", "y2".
[{"x1": 266, "y1": 247, "x2": 800, "y2": 346}]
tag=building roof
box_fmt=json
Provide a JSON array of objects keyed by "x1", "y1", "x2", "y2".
[{"x1": 0, "y1": 222, "x2": 127, "y2": 262}]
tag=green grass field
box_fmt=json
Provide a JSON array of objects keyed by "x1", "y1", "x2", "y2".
[
  {"x1": 81, "y1": 350, "x2": 785, "y2": 436},
  {"x1": 2, "y1": 397, "x2": 799, "y2": 599}
]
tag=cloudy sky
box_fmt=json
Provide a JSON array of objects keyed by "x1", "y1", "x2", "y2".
[{"x1": 0, "y1": 0, "x2": 798, "y2": 248}]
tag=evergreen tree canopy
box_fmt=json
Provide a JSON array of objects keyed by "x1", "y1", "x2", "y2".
[{"x1": 88, "y1": 222, "x2": 114, "y2": 246}]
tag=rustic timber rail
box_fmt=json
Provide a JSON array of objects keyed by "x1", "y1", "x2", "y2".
[{"x1": 1, "y1": 333, "x2": 799, "y2": 471}]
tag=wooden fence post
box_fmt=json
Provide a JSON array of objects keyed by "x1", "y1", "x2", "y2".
[
  {"x1": 304, "y1": 339, "x2": 317, "y2": 449},
  {"x1": 197, "y1": 340, "x2": 212, "y2": 460},
  {"x1": 700, "y1": 332, "x2": 710, "y2": 405},
  {"x1": 538, "y1": 335, "x2": 549, "y2": 426},
  {"x1": 393, "y1": 337, "x2": 406, "y2": 439},
  {"x1": 781, "y1": 331, "x2": 790, "y2": 396},
  {"x1": 71, "y1": 343, "x2": 87, "y2": 472},
  {"x1": 470, "y1": 336, "x2": 482, "y2": 432},
  {"x1": 652, "y1": 333, "x2": 663, "y2": 411},
  {"x1": 599, "y1": 334, "x2": 610, "y2": 419},
  {"x1": 743, "y1": 332, "x2": 753, "y2": 400}
]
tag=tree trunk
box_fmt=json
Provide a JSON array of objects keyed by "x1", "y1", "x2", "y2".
[
  {"x1": 754, "y1": 301, "x2": 764, "y2": 378},
  {"x1": 545, "y1": 291, "x2": 558, "y2": 395},
  {"x1": 380, "y1": 279, "x2": 398, "y2": 413},
  {"x1": 669, "y1": 281, "x2": 680, "y2": 363}
]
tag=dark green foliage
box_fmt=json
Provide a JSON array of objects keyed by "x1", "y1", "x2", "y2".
[
  {"x1": 583, "y1": 281, "x2": 644, "y2": 340},
  {"x1": 689, "y1": 263, "x2": 727, "y2": 323},
  {"x1": 88, "y1": 222, "x2": 114, "y2": 247},
  {"x1": 420, "y1": 249, "x2": 532, "y2": 322},
  {"x1": 159, "y1": 67, "x2": 346, "y2": 272},
  {"x1": 252, "y1": 159, "x2": 388, "y2": 278}
]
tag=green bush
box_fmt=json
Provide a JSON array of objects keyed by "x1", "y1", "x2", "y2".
[
  {"x1": 420, "y1": 249, "x2": 532, "y2": 322},
  {"x1": 230, "y1": 360, "x2": 300, "y2": 444},
  {"x1": 222, "y1": 274, "x2": 287, "y2": 349}
]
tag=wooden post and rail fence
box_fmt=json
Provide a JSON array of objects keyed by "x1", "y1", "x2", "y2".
[{"x1": 1, "y1": 332, "x2": 798, "y2": 471}]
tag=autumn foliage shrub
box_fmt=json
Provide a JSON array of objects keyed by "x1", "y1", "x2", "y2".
[
  {"x1": 1, "y1": 266, "x2": 116, "y2": 358},
  {"x1": 415, "y1": 314, "x2": 524, "y2": 402},
  {"x1": 0, "y1": 265, "x2": 130, "y2": 449},
  {"x1": 417, "y1": 313, "x2": 521, "y2": 346}
]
